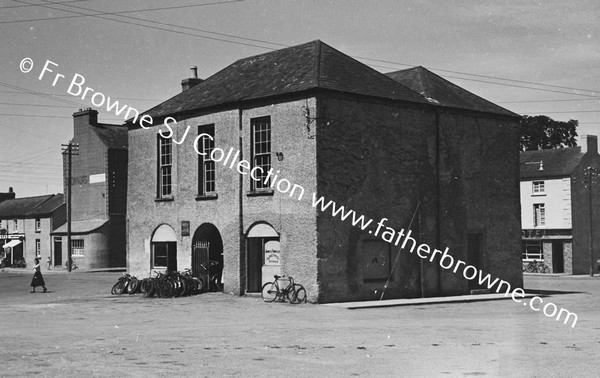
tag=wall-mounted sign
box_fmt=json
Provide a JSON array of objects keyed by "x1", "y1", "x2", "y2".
[
  {"x1": 0, "y1": 234, "x2": 24, "y2": 240},
  {"x1": 89, "y1": 173, "x2": 106, "y2": 184},
  {"x1": 181, "y1": 221, "x2": 190, "y2": 236},
  {"x1": 264, "y1": 240, "x2": 281, "y2": 266}
]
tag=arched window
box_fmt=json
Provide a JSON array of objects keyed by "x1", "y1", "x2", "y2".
[{"x1": 151, "y1": 224, "x2": 177, "y2": 271}]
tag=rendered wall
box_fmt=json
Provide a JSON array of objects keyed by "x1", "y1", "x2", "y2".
[{"x1": 127, "y1": 98, "x2": 318, "y2": 299}]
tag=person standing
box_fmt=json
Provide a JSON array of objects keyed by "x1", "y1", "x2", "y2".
[{"x1": 30, "y1": 257, "x2": 47, "y2": 293}]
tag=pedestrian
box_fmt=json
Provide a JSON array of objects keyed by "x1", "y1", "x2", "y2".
[
  {"x1": 47, "y1": 256, "x2": 51, "y2": 270},
  {"x1": 30, "y1": 257, "x2": 47, "y2": 293}
]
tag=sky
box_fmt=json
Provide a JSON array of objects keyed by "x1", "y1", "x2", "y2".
[{"x1": 0, "y1": 0, "x2": 599, "y2": 198}]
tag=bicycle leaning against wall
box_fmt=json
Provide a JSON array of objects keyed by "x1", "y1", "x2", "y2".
[{"x1": 261, "y1": 275, "x2": 307, "y2": 304}]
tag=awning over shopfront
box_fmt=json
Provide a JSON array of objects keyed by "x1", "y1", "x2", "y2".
[{"x1": 2, "y1": 239, "x2": 22, "y2": 249}]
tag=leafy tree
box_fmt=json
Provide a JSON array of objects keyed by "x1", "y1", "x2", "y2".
[{"x1": 519, "y1": 115, "x2": 578, "y2": 151}]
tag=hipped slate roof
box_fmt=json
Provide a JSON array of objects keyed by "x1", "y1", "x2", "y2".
[
  {"x1": 0, "y1": 194, "x2": 64, "y2": 218},
  {"x1": 135, "y1": 40, "x2": 428, "y2": 124},
  {"x1": 520, "y1": 147, "x2": 584, "y2": 179},
  {"x1": 93, "y1": 124, "x2": 128, "y2": 149},
  {"x1": 386, "y1": 66, "x2": 518, "y2": 117}
]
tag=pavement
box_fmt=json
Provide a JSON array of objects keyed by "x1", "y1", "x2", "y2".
[{"x1": 0, "y1": 270, "x2": 599, "y2": 377}]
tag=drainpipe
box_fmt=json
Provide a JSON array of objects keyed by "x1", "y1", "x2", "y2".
[
  {"x1": 435, "y1": 110, "x2": 442, "y2": 294},
  {"x1": 238, "y1": 106, "x2": 245, "y2": 295}
]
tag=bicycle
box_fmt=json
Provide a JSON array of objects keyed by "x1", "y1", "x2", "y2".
[
  {"x1": 13, "y1": 257, "x2": 27, "y2": 268},
  {"x1": 65, "y1": 259, "x2": 78, "y2": 270},
  {"x1": 261, "y1": 275, "x2": 307, "y2": 304},
  {"x1": 111, "y1": 273, "x2": 140, "y2": 295},
  {"x1": 199, "y1": 260, "x2": 223, "y2": 292},
  {"x1": 525, "y1": 260, "x2": 550, "y2": 273}
]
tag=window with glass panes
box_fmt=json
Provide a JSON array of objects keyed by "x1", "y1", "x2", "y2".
[
  {"x1": 71, "y1": 240, "x2": 84, "y2": 256},
  {"x1": 35, "y1": 218, "x2": 41, "y2": 232},
  {"x1": 157, "y1": 135, "x2": 172, "y2": 198},
  {"x1": 522, "y1": 240, "x2": 543, "y2": 260},
  {"x1": 532, "y1": 181, "x2": 545, "y2": 194},
  {"x1": 198, "y1": 124, "x2": 215, "y2": 195},
  {"x1": 35, "y1": 239, "x2": 41, "y2": 256},
  {"x1": 251, "y1": 117, "x2": 271, "y2": 190},
  {"x1": 534, "y1": 203, "x2": 546, "y2": 227}
]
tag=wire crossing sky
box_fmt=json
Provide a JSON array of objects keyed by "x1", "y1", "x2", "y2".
[{"x1": 1, "y1": 0, "x2": 599, "y2": 197}]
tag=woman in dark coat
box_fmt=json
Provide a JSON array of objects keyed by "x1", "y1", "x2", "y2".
[{"x1": 30, "y1": 257, "x2": 47, "y2": 293}]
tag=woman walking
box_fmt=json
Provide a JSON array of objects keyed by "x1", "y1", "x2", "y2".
[{"x1": 30, "y1": 257, "x2": 47, "y2": 293}]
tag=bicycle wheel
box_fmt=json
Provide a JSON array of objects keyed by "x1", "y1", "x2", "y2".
[
  {"x1": 287, "y1": 284, "x2": 307, "y2": 304},
  {"x1": 541, "y1": 265, "x2": 550, "y2": 273},
  {"x1": 192, "y1": 277, "x2": 204, "y2": 294},
  {"x1": 158, "y1": 280, "x2": 174, "y2": 298},
  {"x1": 128, "y1": 277, "x2": 140, "y2": 294},
  {"x1": 261, "y1": 282, "x2": 278, "y2": 302},
  {"x1": 526, "y1": 263, "x2": 536, "y2": 273},
  {"x1": 112, "y1": 281, "x2": 125, "y2": 295}
]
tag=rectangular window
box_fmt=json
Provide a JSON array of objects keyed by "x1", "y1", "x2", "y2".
[
  {"x1": 532, "y1": 181, "x2": 545, "y2": 194},
  {"x1": 251, "y1": 116, "x2": 271, "y2": 190},
  {"x1": 534, "y1": 204, "x2": 546, "y2": 227},
  {"x1": 157, "y1": 135, "x2": 173, "y2": 198},
  {"x1": 71, "y1": 240, "x2": 84, "y2": 256},
  {"x1": 198, "y1": 124, "x2": 216, "y2": 195},
  {"x1": 13, "y1": 219, "x2": 18, "y2": 232},
  {"x1": 152, "y1": 242, "x2": 176, "y2": 269},
  {"x1": 522, "y1": 241, "x2": 543, "y2": 260},
  {"x1": 35, "y1": 239, "x2": 41, "y2": 256},
  {"x1": 35, "y1": 218, "x2": 41, "y2": 232}
]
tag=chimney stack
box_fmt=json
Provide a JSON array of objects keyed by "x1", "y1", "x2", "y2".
[
  {"x1": 580, "y1": 134, "x2": 598, "y2": 155},
  {"x1": 181, "y1": 66, "x2": 203, "y2": 92}
]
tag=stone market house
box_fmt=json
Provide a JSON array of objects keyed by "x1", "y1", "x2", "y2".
[
  {"x1": 520, "y1": 135, "x2": 600, "y2": 274},
  {"x1": 126, "y1": 40, "x2": 523, "y2": 302},
  {"x1": 0, "y1": 192, "x2": 65, "y2": 267},
  {"x1": 51, "y1": 109, "x2": 128, "y2": 269}
]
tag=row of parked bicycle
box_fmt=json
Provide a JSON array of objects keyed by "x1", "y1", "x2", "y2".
[
  {"x1": 111, "y1": 268, "x2": 217, "y2": 298},
  {"x1": 0, "y1": 257, "x2": 27, "y2": 268},
  {"x1": 522, "y1": 260, "x2": 551, "y2": 273}
]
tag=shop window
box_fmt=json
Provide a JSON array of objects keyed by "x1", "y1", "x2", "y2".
[
  {"x1": 522, "y1": 240, "x2": 543, "y2": 260},
  {"x1": 250, "y1": 116, "x2": 271, "y2": 190},
  {"x1": 157, "y1": 134, "x2": 172, "y2": 198},
  {"x1": 71, "y1": 240, "x2": 84, "y2": 256},
  {"x1": 532, "y1": 181, "x2": 545, "y2": 195},
  {"x1": 197, "y1": 124, "x2": 216, "y2": 196}
]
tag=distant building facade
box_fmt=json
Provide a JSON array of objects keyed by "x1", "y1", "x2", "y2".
[
  {"x1": 51, "y1": 109, "x2": 128, "y2": 269},
  {"x1": 520, "y1": 135, "x2": 600, "y2": 274},
  {"x1": 0, "y1": 192, "x2": 65, "y2": 267},
  {"x1": 126, "y1": 41, "x2": 522, "y2": 302}
]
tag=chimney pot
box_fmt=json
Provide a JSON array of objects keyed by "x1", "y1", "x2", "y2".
[
  {"x1": 580, "y1": 134, "x2": 598, "y2": 155},
  {"x1": 191, "y1": 66, "x2": 198, "y2": 79}
]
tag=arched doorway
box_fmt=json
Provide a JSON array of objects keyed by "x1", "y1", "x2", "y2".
[
  {"x1": 151, "y1": 224, "x2": 177, "y2": 271},
  {"x1": 191, "y1": 223, "x2": 223, "y2": 291},
  {"x1": 246, "y1": 222, "x2": 280, "y2": 293}
]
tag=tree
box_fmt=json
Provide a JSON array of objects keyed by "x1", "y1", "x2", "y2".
[{"x1": 519, "y1": 115, "x2": 578, "y2": 151}]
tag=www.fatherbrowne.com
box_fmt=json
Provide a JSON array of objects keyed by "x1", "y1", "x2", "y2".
[
  {"x1": 25, "y1": 58, "x2": 577, "y2": 328},
  {"x1": 311, "y1": 195, "x2": 578, "y2": 328}
]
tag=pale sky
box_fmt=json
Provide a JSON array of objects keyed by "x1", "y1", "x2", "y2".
[{"x1": 1, "y1": 0, "x2": 599, "y2": 197}]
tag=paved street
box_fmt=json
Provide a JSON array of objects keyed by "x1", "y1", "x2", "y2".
[{"x1": 0, "y1": 269, "x2": 599, "y2": 377}]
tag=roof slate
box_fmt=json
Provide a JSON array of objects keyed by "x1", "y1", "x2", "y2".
[
  {"x1": 93, "y1": 124, "x2": 128, "y2": 149},
  {"x1": 520, "y1": 147, "x2": 584, "y2": 179},
  {"x1": 386, "y1": 66, "x2": 518, "y2": 117},
  {"x1": 135, "y1": 40, "x2": 427, "y2": 123},
  {"x1": 0, "y1": 194, "x2": 64, "y2": 218}
]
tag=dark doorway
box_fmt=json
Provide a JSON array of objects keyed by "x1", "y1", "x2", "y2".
[
  {"x1": 191, "y1": 223, "x2": 223, "y2": 291},
  {"x1": 54, "y1": 237, "x2": 62, "y2": 267},
  {"x1": 552, "y1": 241, "x2": 564, "y2": 273},
  {"x1": 246, "y1": 222, "x2": 280, "y2": 293},
  {"x1": 467, "y1": 233, "x2": 483, "y2": 290}
]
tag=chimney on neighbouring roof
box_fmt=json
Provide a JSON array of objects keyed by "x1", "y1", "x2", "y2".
[
  {"x1": 579, "y1": 134, "x2": 598, "y2": 155},
  {"x1": 0, "y1": 187, "x2": 16, "y2": 203},
  {"x1": 73, "y1": 108, "x2": 98, "y2": 127},
  {"x1": 181, "y1": 66, "x2": 203, "y2": 92}
]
